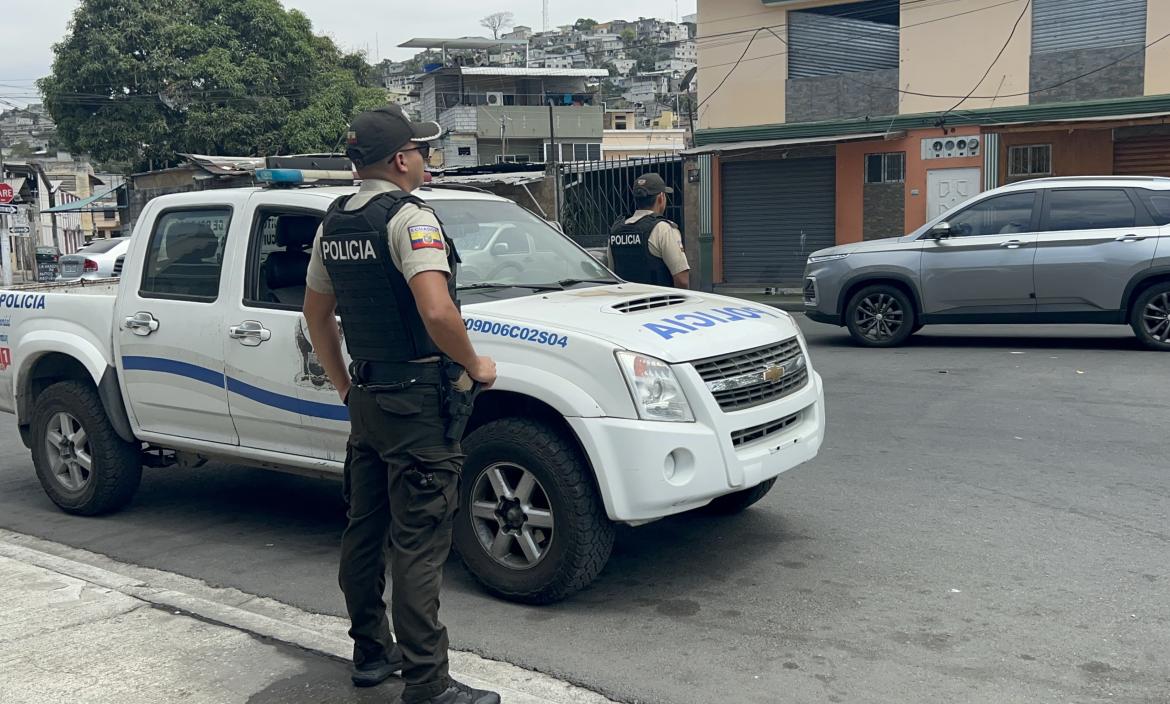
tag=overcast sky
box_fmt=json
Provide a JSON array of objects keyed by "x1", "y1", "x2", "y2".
[{"x1": 0, "y1": 0, "x2": 696, "y2": 108}]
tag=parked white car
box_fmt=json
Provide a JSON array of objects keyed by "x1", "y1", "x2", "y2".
[
  {"x1": 0, "y1": 174, "x2": 825, "y2": 603},
  {"x1": 57, "y1": 237, "x2": 130, "y2": 280}
]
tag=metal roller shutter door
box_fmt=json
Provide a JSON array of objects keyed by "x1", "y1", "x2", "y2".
[
  {"x1": 1114, "y1": 136, "x2": 1170, "y2": 177},
  {"x1": 1032, "y1": 0, "x2": 1147, "y2": 54},
  {"x1": 721, "y1": 158, "x2": 836, "y2": 285}
]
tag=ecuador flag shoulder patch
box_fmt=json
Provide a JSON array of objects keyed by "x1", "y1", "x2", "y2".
[{"x1": 408, "y1": 225, "x2": 444, "y2": 250}]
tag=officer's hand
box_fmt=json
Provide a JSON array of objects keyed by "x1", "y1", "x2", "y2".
[{"x1": 469, "y1": 356, "x2": 497, "y2": 389}]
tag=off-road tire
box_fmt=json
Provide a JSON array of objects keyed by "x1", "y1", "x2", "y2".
[
  {"x1": 454, "y1": 418, "x2": 614, "y2": 604},
  {"x1": 30, "y1": 381, "x2": 142, "y2": 515}
]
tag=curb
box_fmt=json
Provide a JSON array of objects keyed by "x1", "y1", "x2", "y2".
[{"x1": 0, "y1": 529, "x2": 617, "y2": 704}]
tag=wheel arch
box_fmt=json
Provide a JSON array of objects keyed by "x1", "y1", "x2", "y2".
[
  {"x1": 16, "y1": 349, "x2": 135, "y2": 447},
  {"x1": 1122, "y1": 267, "x2": 1170, "y2": 317},
  {"x1": 837, "y1": 273, "x2": 923, "y2": 320}
]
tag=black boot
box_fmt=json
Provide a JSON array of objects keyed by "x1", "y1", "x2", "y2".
[
  {"x1": 351, "y1": 647, "x2": 404, "y2": 687},
  {"x1": 408, "y1": 679, "x2": 501, "y2": 704}
]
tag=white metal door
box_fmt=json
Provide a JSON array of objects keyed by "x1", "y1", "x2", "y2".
[
  {"x1": 115, "y1": 204, "x2": 239, "y2": 445},
  {"x1": 927, "y1": 168, "x2": 982, "y2": 220}
]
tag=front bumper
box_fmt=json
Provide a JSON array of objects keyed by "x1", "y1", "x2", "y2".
[{"x1": 569, "y1": 371, "x2": 825, "y2": 523}]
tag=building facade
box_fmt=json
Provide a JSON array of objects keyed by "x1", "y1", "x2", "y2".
[
  {"x1": 689, "y1": 0, "x2": 1170, "y2": 287},
  {"x1": 420, "y1": 67, "x2": 607, "y2": 167}
]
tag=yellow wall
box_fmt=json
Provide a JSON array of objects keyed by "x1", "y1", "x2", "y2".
[
  {"x1": 1147, "y1": 0, "x2": 1170, "y2": 95},
  {"x1": 696, "y1": 0, "x2": 789, "y2": 130},
  {"x1": 899, "y1": 0, "x2": 1032, "y2": 114}
]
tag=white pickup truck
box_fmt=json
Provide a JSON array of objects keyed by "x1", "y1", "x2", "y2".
[{"x1": 0, "y1": 175, "x2": 825, "y2": 603}]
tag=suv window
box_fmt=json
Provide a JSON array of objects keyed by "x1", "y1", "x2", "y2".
[
  {"x1": 946, "y1": 192, "x2": 1035, "y2": 237},
  {"x1": 140, "y1": 209, "x2": 231, "y2": 301},
  {"x1": 1045, "y1": 189, "x2": 1137, "y2": 231},
  {"x1": 246, "y1": 210, "x2": 322, "y2": 309},
  {"x1": 1136, "y1": 189, "x2": 1170, "y2": 226}
]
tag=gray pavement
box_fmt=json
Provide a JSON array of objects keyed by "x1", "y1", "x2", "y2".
[{"x1": 0, "y1": 317, "x2": 1167, "y2": 703}]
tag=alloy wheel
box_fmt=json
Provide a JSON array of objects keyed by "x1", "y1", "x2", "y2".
[
  {"x1": 854, "y1": 293, "x2": 905, "y2": 342},
  {"x1": 469, "y1": 462, "x2": 555, "y2": 570},
  {"x1": 44, "y1": 412, "x2": 93, "y2": 492}
]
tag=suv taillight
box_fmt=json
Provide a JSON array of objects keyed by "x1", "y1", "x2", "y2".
[{"x1": 83, "y1": 259, "x2": 99, "y2": 272}]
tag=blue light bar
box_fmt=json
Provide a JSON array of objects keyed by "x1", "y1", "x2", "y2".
[{"x1": 256, "y1": 168, "x2": 304, "y2": 184}]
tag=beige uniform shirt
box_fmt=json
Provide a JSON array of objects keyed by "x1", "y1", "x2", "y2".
[
  {"x1": 609, "y1": 210, "x2": 690, "y2": 276},
  {"x1": 305, "y1": 179, "x2": 450, "y2": 295}
]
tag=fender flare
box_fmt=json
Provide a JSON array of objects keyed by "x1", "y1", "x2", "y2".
[
  {"x1": 15, "y1": 332, "x2": 136, "y2": 443},
  {"x1": 836, "y1": 271, "x2": 925, "y2": 319}
]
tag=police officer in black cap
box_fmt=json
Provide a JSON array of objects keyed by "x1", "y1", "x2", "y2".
[
  {"x1": 303, "y1": 104, "x2": 500, "y2": 704},
  {"x1": 608, "y1": 172, "x2": 690, "y2": 288}
]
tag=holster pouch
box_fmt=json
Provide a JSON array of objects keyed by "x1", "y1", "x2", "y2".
[{"x1": 440, "y1": 359, "x2": 480, "y2": 443}]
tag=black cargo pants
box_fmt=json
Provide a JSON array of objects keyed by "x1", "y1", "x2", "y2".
[{"x1": 339, "y1": 382, "x2": 462, "y2": 703}]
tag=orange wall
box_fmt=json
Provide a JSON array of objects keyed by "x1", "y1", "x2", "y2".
[
  {"x1": 997, "y1": 129, "x2": 1114, "y2": 183},
  {"x1": 836, "y1": 127, "x2": 983, "y2": 244}
]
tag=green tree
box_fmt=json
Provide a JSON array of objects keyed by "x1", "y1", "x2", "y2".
[
  {"x1": 39, "y1": 0, "x2": 386, "y2": 170},
  {"x1": 574, "y1": 18, "x2": 598, "y2": 32}
]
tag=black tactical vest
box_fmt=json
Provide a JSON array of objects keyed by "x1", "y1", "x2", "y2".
[
  {"x1": 608, "y1": 214, "x2": 674, "y2": 286},
  {"x1": 320, "y1": 191, "x2": 459, "y2": 364}
]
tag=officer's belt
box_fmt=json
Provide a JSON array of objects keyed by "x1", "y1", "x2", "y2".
[{"x1": 350, "y1": 360, "x2": 443, "y2": 386}]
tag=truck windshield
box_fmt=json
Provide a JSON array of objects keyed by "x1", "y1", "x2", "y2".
[{"x1": 426, "y1": 199, "x2": 617, "y2": 294}]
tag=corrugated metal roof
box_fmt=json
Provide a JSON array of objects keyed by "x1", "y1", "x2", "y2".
[
  {"x1": 457, "y1": 67, "x2": 609, "y2": 78},
  {"x1": 429, "y1": 170, "x2": 545, "y2": 186},
  {"x1": 400, "y1": 37, "x2": 528, "y2": 49},
  {"x1": 683, "y1": 131, "x2": 892, "y2": 155},
  {"x1": 181, "y1": 153, "x2": 266, "y2": 176},
  {"x1": 693, "y1": 95, "x2": 1170, "y2": 146}
]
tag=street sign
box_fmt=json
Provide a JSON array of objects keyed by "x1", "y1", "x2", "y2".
[
  {"x1": 0, "y1": 183, "x2": 13, "y2": 204},
  {"x1": 0, "y1": 204, "x2": 17, "y2": 215},
  {"x1": 10, "y1": 226, "x2": 30, "y2": 235}
]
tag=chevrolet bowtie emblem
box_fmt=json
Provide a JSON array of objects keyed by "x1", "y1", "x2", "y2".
[{"x1": 762, "y1": 365, "x2": 785, "y2": 383}]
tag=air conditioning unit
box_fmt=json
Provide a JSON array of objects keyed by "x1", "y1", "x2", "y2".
[
  {"x1": 921, "y1": 136, "x2": 981, "y2": 160},
  {"x1": 485, "y1": 92, "x2": 505, "y2": 106}
]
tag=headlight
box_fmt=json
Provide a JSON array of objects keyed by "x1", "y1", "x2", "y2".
[
  {"x1": 615, "y1": 351, "x2": 695, "y2": 422},
  {"x1": 807, "y1": 252, "x2": 849, "y2": 263}
]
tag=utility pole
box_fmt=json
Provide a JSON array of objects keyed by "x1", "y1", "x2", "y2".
[
  {"x1": 543, "y1": 0, "x2": 550, "y2": 32},
  {"x1": 548, "y1": 101, "x2": 559, "y2": 222}
]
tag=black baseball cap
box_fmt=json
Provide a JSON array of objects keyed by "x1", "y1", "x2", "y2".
[
  {"x1": 632, "y1": 172, "x2": 673, "y2": 197},
  {"x1": 345, "y1": 105, "x2": 443, "y2": 168}
]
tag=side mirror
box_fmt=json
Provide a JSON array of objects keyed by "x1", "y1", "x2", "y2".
[
  {"x1": 491, "y1": 242, "x2": 511, "y2": 256},
  {"x1": 927, "y1": 222, "x2": 954, "y2": 240}
]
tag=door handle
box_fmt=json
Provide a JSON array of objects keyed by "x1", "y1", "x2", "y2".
[
  {"x1": 229, "y1": 320, "x2": 272, "y2": 346},
  {"x1": 1000, "y1": 240, "x2": 1024, "y2": 249},
  {"x1": 123, "y1": 312, "x2": 159, "y2": 336},
  {"x1": 1115, "y1": 234, "x2": 1145, "y2": 242}
]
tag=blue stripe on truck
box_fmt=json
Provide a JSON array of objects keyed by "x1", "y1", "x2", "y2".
[{"x1": 121, "y1": 355, "x2": 349, "y2": 422}]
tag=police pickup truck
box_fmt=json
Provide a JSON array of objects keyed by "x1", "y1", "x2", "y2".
[{"x1": 0, "y1": 166, "x2": 825, "y2": 603}]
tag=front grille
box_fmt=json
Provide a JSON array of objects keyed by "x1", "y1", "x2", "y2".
[
  {"x1": 803, "y1": 277, "x2": 817, "y2": 304},
  {"x1": 693, "y1": 338, "x2": 809, "y2": 412},
  {"x1": 731, "y1": 410, "x2": 802, "y2": 448},
  {"x1": 113, "y1": 255, "x2": 125, "y2": 277},
  {"x1": 612, "y1": 294, "x2": 689, "y2": 313}
]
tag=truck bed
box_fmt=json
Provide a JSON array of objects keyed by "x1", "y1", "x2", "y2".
[{"x1": 0, "y1": 278, "x2": 122, "y2": 415}]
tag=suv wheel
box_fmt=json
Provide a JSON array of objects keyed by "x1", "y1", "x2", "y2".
[
  {"x1": 30, "y1": 381, "x2": 142, "y2": 515},
  {"x1": 1131, "y1": 282, "x2": 1170, "y2": 351},
  {"x1": 845, "y1": 285, "x2": 916, "y2": 347},
  {"x1": 454, "y1": 418, "x2": 615, "y2": 604}
]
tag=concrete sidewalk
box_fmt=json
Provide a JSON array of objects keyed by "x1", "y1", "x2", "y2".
[{"x1": 0, "y1": 529, "x2": 616, "y2": 704}]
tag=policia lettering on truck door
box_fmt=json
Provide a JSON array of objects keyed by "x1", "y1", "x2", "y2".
[
  {"x1": 608, "y1": 172, "x2": 690, "y2": 289},
  {"x1": 302, "y1": 105, "x2": 500, "y2": 704}
]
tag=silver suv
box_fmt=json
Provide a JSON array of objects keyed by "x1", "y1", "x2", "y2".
[{"x1": 803, "y1": 177, "x2": 1170, "y2": 350}]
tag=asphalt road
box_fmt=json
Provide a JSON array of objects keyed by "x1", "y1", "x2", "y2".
[{"x1": 1, "y1": 318, "x2": 1167, "y2": 704}]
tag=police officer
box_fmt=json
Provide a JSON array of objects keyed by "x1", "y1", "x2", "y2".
[
  {"x1": 303, "y1": 105, "x2": 500, "y2": 704},
  {"x1": 608, "y1": 172, "x2": 690, "y2": 288}
]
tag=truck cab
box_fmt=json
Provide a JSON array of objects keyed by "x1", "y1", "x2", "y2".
[{"x1": 0, "y1": 170, "x2": 826, "y2": 603}]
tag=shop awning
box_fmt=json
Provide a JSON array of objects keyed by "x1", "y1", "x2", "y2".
[
  {"x1": 682, "y1": 131, "x2": 897, "y2": 156},
  {"x1": 43, "y1": 185, "x2": 123, "y2": 213}
]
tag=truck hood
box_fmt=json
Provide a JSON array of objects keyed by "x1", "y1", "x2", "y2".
[{"x1": 467, "y1": 284, "x2": 800, "y2": 363}]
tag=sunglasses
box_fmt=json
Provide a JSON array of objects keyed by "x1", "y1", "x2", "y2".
[{"x1": 399, "y1": 143, "x2": 431, "y2": 159}]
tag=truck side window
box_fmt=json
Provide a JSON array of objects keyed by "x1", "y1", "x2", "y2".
[
  {"x1": 140, "y1": 209, "x2": 232, "y2": 301},
  {"x1": 245, "y1": 210, "x2": 322, "y2": 309}
]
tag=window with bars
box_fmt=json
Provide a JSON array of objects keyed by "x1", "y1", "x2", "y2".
[
  {"x1": 864, "y1": 152, "x2": 905, "y2": 184},
  {"x1": 544, "y1": 142, "x2": 602, "y2": 162},
  {"x1": 1008, "y1": 145, "x2": 1052, "y2": 177}
]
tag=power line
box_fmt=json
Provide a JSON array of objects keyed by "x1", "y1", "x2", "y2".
[
  {"x1": 942, "y1": 0, "x2": 1030, "y2": 115},
  {"x1": 695, "y1": 29, "x2": 761, "y2": 112}
]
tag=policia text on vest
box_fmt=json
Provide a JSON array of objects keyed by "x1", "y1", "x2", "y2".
[
  {"x1": 302, "y1": 104, "x2": 500, "y2": 704},
  {"x1": 608, "y1": 172, "x2": 690, "y2": 289}
]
